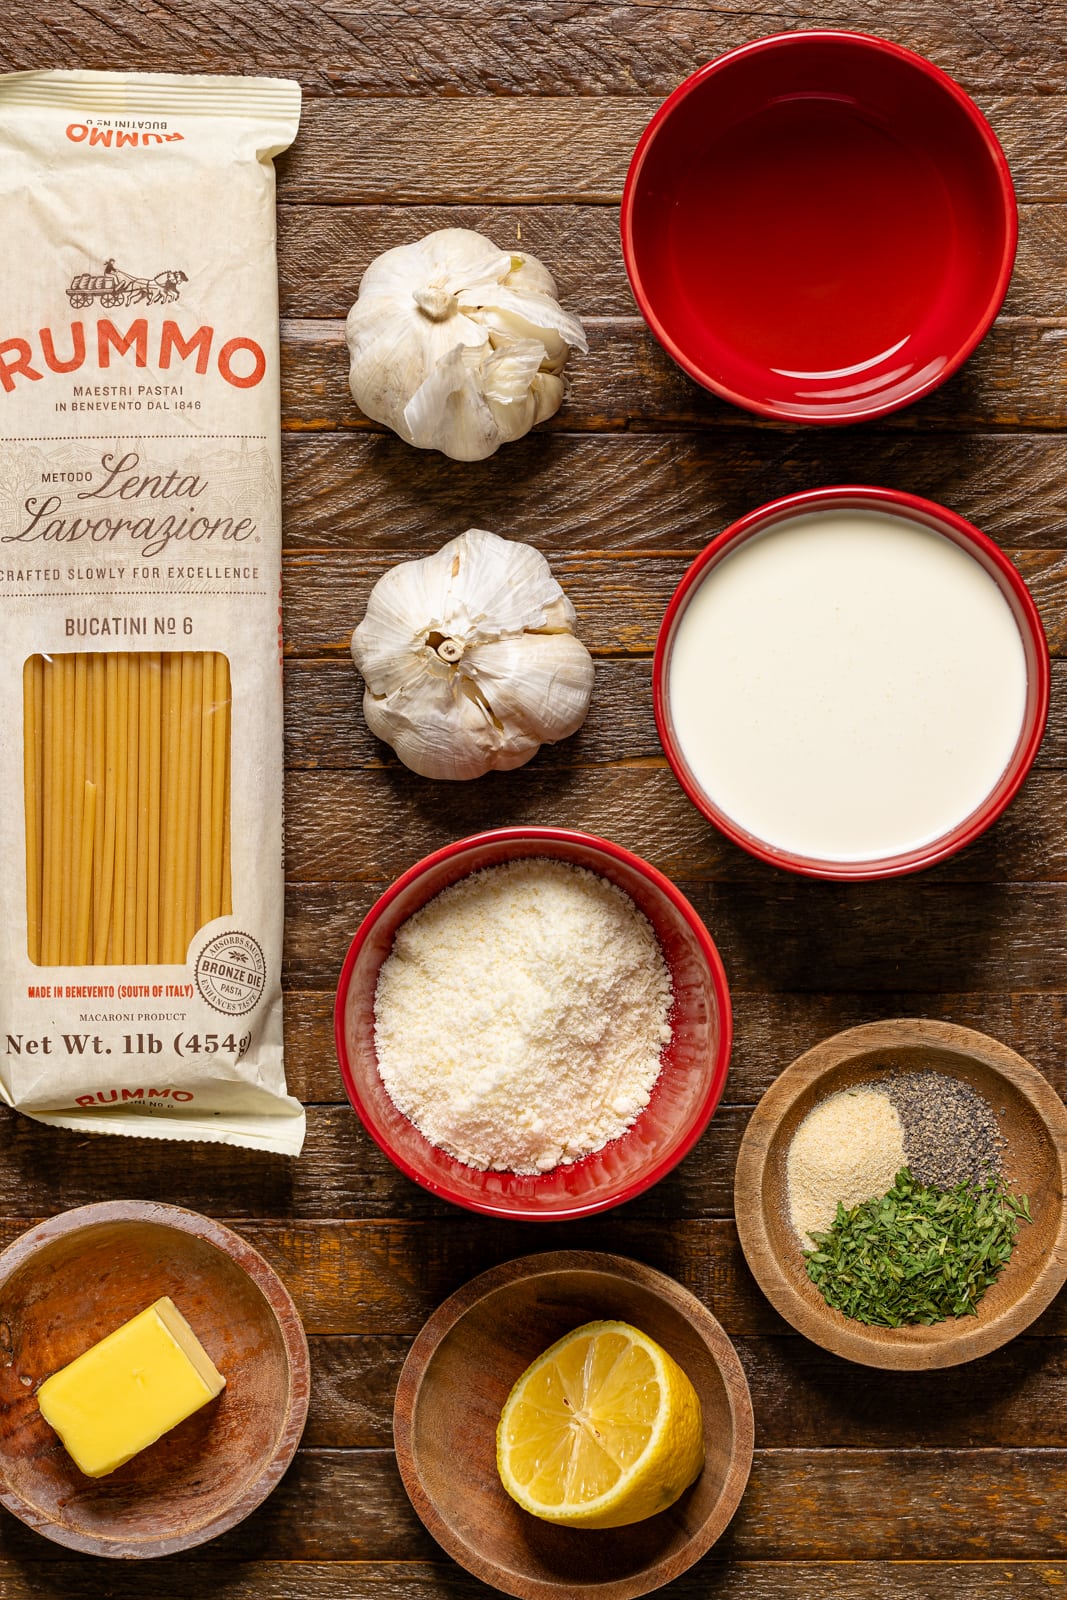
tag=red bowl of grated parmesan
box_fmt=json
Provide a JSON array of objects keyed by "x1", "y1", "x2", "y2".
[{"x1": 334, "y1": 828, "x2": 732, "y2": 1220}]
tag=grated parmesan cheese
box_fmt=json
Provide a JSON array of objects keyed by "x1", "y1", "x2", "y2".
[
  {"x1": 373, "y1": 858, "x2": 674, "y2": 1174},
  {"x1": 787, "y1": 1088, "x2": 905, "y2": 1244}
]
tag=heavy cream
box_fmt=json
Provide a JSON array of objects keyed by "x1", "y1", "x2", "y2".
[{"x1": 666, "y1": 510, "x2": 1029, "y2": 862}]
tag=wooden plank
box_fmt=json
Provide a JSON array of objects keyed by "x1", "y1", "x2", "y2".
[
  {"x1": 0, "y1": 1085, "x2": 1052, "y2": 1225},
  {"x1": 0, "y1": 1217, "x2": 783, "y2": 1337},
  {"x1": 9, "y1": 1, "x2": 1067, "y2": 96},
  {"x1": 280, "y1": 430, "x2": 1067, "y2": 555},
  {"x1": 727, "y1": 1450, "x2": 1067, "y2": 1560},
  {"x1": 282, "y1": 547, "x2": 1067, "y2": 657},
  {"x1": 209, "y1": 1447, "x2": 1067, "y2": 1561},
  {"x1": 278, "y1": 201, "x2": 1067, "y2": 320},
  {"x1": 282, "y1": 766, "x2": 1067, "y2": 885},
  {"x1": 736, "y1": 1336, "x2": 1067, "y2": 1451},
  {"x1": 0, "y1": 1452, "x2": 428, "y2": 1563},
  {"x1": 280, "y1": 316, "x2": 1067, "y2": 434},
  {"x1": 280, "y1": 99, "x2": 653, "y2": 205},
  {"x1": 284, "y1": 988, "x2": 342, "y2": 1102},
  {"x1": 304, "y1": 1333, "x2": 1067, "y2": 1449},
  {"x1": 729, "y1": 991, "x2": 1067, "y2": 1103},
  {"x1": 565, "y1": 319, "x2": 1067, "y2": 435},
  {"x1": 668, "y1": 883, "x2": 1067, "y2": 995},
  {"x1": 283, "y1": 656, "x2": 664, "y2": 773},
  {"x1": 286, "y1": 987, "x2": 1067, "y2": 1107},
  {"x1": 306, "y1": 1334, "x2": 409, "y2": 1447},
  {"x1": 284, "y1": 880, "x2": 1067, "y2": 992},
  {"x1": 0, "y1": 1102, "x2": 743, "y2": 1221},
  {"x1": 2, "y1": 1210, "x2": 1065, "y2": 1340},
  {"x1": 282, "y1": 545, "x2": 692, "y2": 656},
  {"x1": 285, "y1": 658, "x2": 1067, "y2": 773},
  {"x1": 279, "y1": 97, "x2": 1067, "y2": 204},
  {"x1": 278, "y1": 203, "x2": 616, "y2": 321},
  {"x1": 7, "y1": 994, "x2": 1067, "y2": 1220},
  {"x1": 6, "y1": 1446, "x2": 1067, "y2": 1561},
  {"x1": 0, "y1": 1104, "x2": 436, "y2": 1223},
  {"x1": 0, "y1": 1561, "x2": 1063, "y2": 1599}
]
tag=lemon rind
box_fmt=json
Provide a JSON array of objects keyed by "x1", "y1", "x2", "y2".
[{"x1": 496, "y1": 1319, "x2": 700, "y2": 1525}]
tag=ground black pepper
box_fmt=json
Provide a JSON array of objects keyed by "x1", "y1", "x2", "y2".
[{"x1": 878, "y1": 1070, "x2": 1005, "y2": 1189}]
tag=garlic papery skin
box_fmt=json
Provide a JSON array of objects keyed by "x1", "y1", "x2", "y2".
[
  {"x1": 351, "y1": 529, "x2": 595, "y2": 780},
  {"x1": 346, "y1": 229, "x2": 588, "y2": 462}
]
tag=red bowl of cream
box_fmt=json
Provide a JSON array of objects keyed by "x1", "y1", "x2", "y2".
[
  {"x1": 621, "y1": 31, "x2": 1017, "y2": 423},
  {"x1": 654, "y1": 486, "x2": 1050, "y2": 880},
  {"x1": 334, "y1": 827, "x2": 732, "y2": 1220}
]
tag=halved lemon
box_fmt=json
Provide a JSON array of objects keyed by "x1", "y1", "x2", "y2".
[{"x1": 496, "y1": 1320, "x2": 704, "y2": 1528}]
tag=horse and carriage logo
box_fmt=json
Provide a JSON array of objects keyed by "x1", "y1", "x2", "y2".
[{"x1": 66, "y1": 258, "x2": 188, "y2": 309}]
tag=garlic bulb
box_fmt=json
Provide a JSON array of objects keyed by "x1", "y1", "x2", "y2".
[
  {"x1": 346, "y1": 229, "x2": 588, "y2": 462},
  {"x1": 352, "y1": 529, "x2": 595, "y2": 780}
]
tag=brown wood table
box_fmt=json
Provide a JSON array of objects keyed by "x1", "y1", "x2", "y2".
[{"x1": 2, "y1": 2, "x2": 1067, "y2": 1595}]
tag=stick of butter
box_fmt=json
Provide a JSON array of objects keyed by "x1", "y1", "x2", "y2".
[{"x1": 36, "y1": 1296, "x2": 225, "y2": 1478}]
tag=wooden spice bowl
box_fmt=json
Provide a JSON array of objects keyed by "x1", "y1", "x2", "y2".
[
  {"x1": 735, "y1": 1019, "x2": 1067, "y2": 1369},
  {"x1": 394, "y1": 1250, "x2": 754, "y2": 1600},
  {"x1": 0, "y1": 1200, "x2": 310, "y2": 1557}
]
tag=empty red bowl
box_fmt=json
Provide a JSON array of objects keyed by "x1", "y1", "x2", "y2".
[
  {"x1": 622, "y1": 31, "x2": 1017, "y2": 423},
  {"x1": 654, "y1": 487, "x2": 1050, "y2": 880},
  {"x1": 334, "y1": 828, "x2": 732, "y2": 1220}
]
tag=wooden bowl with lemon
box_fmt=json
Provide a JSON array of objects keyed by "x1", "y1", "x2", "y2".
[{"x1": 393, "y1": 1250, "x2": 753, "y2": 1600}]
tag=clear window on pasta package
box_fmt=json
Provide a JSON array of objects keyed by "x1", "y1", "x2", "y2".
[{"x1": 23, "y1": 652, "x2": 232, "y2": 966}]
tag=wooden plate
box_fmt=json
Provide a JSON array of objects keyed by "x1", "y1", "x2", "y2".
[
  {"x1": 0, "y1": 1200, "x2": 310, "y2": 1557},
  {"x1": 394, "y1": 1250, "x2": 753, "y2": 1600},
  {"x1": 735, "y1": 1019, "x2": 1067, "y2": 1368}
]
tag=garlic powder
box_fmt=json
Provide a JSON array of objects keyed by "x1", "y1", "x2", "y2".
[
  {"x1": 787, "y1": 1088, "x2": 906, "y2": 1244},
  {"x1": 372, "y1": 859, "x2": 673, "y2": 1173}
]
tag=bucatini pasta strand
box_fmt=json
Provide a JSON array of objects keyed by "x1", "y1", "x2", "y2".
[
  {"x1": 146, "y1": 654, "x2": 162, "y2": 965},
  {"x1": 93, "y1": 653, "x2": 120, "y2": 966},
  {"x1": 182, "y1": 652, "x2": 204, "y2": 957},
  {"x1": 221, "y1": 707, "x2": 232, "y2": 916},
  {"x1": 75, "y1": 780, "x2": 97, "y2": 967},
  {"x1": 40, "y1": 657, "x2": 56, "y2": 965},
  {"x1": 22, "y1": 658, "x2": 42, "y2": 965},
  {"x1": 48, "y1": 656, "x2": 68, "y2": 966},
  {"x1": 23, "y1": 651, "x2": 231, "y2": 966},
  {"x1": 199, "y1": 652, "x2": 217, "y2": 930},
  {"x1": 67, "y1": 653, "x2": 89, "y2": 967},
  {"x1": 110, "y1": 652, "x2": 130, "y2": 964},
  {"x1": 90, "y1": 653, "x2": 107, "y2": 927},
  {"x1": 135, "y1": 654, "x2": 153, "y2": 963},
  {"x1": 213, "y1": 652, "x2": 231, "y2": 921},
  {"x1": 160, "y1": 650, "x2": 182, "y2": 966},
  {"x1": 172, "y1": 652, "x2": 198, "y2": 964},
  {"x1": 58, "y1": 654, "x2": 76, "y2": 964},
  {"x1": 122, "y1": 656, "x2": 140, "y2": 963}
]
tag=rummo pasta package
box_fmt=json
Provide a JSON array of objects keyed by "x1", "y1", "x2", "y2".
[{"x1": 0, "y1": 71, "x2": 305, "y2": 1153}]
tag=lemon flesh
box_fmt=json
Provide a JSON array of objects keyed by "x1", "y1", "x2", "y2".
[{"x1": 496, "y1": 1320, "x2": 704, "y2": 1528}]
